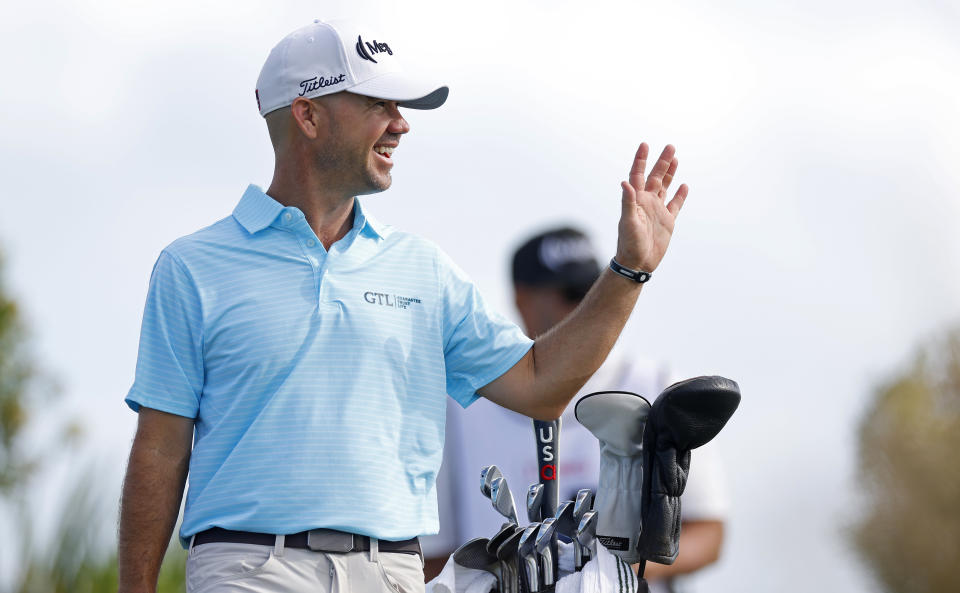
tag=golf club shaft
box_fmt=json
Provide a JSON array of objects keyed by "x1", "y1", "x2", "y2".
[
  {"x1": 532, "y1": 419, "x2": 560, "y2": 518},
  {"x1": 533, "y1": 418, "x2": 560, "y2": 581}
]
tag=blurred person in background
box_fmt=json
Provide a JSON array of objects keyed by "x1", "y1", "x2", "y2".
[{"x1": 422, "y1": 227, "x2": 728, "y2": 592}]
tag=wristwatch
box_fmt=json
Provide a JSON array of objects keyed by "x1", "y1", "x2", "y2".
[{"x1": 609, "y1": 258, "x2": 651, "y2": 283}]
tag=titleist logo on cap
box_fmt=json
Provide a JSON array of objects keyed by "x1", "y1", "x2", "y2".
[{"x1": 299, "y1": 74, "x2": 346, "y2": 96}]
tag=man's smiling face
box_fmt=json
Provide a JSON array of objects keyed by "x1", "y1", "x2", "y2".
[{"x1": 316, "y1": 92, "x2": 411, "y2": 196}]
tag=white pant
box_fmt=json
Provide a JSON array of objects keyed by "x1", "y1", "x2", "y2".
[{"x1": 187, "y1": 537, "x2": 425, "y2": 593}]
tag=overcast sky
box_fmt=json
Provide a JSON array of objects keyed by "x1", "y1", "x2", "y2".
[{"x1": 1, "y1": 0, "x2": 958, "y2": 590}]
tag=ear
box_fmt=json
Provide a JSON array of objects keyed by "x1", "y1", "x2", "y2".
[
  {"x1": 513, "y1": 286, "x2": 536, "y2": 336},
  {"x1": 513, "y1": 286, "x2": 527, "y2": 313},
  {"x1": 290, "y1": 97, "x2": 325, "y2": 140}
]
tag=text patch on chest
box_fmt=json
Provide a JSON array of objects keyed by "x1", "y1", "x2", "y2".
[{"x1": 363, "y1": 291, "x2": 423, "y2": 310}]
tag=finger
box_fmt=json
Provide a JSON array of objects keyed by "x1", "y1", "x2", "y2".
[
  {"x1": 628, "y1": 143, "x2": 649, "y2": 193},
  {"x1": 620, "y1": 181, "x2": 637, "y2": 218},
  {"x1": 658, "y1": 158, "x2": 679, "y2": 200},
  {"x1": 666, "y1": 183, "x2": 689, "y2": 216},
  {"x1": 644, "y1": 144, "x2": 676, "y2": 195}
]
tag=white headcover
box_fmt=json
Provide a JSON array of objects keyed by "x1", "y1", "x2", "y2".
[
  {"x1": 575, "y1": 391, "x2": 651, "y2": 565},
  {"x1": 255, "y1": 18, "x2": 448, "y2": 117}
]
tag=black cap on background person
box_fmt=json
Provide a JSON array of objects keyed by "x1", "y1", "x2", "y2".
[{"x1": 511, "y1": 227, "x2": 601, "y2": 337}]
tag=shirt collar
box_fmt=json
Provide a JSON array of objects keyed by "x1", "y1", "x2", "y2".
[
  {"x1": 233, "y1": 184, "x2": 385, "y2": 241},
  {"x1": 354, "y1": 199, "x2": 385, "y2": 241},
  {"x1": 233, "y1": 185, "x2": 284, "y2": 234}
]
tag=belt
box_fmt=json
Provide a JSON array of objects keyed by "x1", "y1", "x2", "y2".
[{"x1": 194, "y1": 527, "x2": 421, "y2": 557}]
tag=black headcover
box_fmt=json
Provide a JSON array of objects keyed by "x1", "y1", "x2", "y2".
[{"x1": 636, "y1": 376, "x2": 740, "y2": 564}]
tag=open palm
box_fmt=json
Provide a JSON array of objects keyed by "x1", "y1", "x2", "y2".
[{"x1": 616, "y1": 143, "x2": 689, "y2": 273}]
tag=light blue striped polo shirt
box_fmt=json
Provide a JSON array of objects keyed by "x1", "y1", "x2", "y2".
[{"x1": 126, "y1": 185, "x2": 533, "y2": 543}]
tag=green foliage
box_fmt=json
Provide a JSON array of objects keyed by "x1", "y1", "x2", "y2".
[
  {"x1": 16, "y1": 543, "x2": 186, "y2": 593},
  {"x1": 0, "y1": 246, "x2": 186, "y2": 592},
  {"x1": 10, "y1": 467, "x2": 187, "y2": 593},
  {"x1": 852, "y1": 329, "x2": 960, "y2": 592},
  {"x1": 0, "y1": 251, "x2": 37, "y2": 493},
  {"x1": 15, "y1": 547, "x2": 186, "y2": 593}
]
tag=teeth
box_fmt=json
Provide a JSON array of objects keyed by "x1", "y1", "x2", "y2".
[{"x1": 374, "y1": 146, "x2": 395, "y2": 156}]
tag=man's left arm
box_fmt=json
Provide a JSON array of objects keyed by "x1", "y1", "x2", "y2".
[{"x1": 480, "y1": 143, "x2": 689, "y2": 419}]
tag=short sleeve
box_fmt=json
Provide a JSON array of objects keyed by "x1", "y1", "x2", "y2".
[
  {"x1": 125, "y1": 250, "x2": 204, "y2": 418},
  {"x1": 438, "y1": 251, "x2": 533, "y2": 408}
]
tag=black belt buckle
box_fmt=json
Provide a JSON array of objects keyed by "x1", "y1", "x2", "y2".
[{"x1": 307, "y1": 528, "x2": 355, "y2": 553}]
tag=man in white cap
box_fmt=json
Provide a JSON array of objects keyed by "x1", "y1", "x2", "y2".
[{"x1": 117, "y1": 18, "x2": 690, "y2": 593}]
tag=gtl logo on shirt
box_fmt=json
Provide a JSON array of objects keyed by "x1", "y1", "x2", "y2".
[
  {"x1": 364, "y1": 291, "x2": 421, "y2": 310},
  {"x1": 356, "y1": 35, "x2": 393, "y2": 63}
]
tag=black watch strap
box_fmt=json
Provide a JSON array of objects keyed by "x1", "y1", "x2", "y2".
[{"x1": 609, "y1": 258, "x2": 652, "y2": 283}]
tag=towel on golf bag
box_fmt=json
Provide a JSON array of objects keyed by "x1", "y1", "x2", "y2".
[
  {"x1": 636, "y1": 376, "x2": 740, "y2": 564},
  {"x1": 427, "y1": 540, "x2": 644, "y2": 593},
  {"x1": 427, "y1": 557, "x2": 496, "y2": 593},
  {"x1": 555, "y1": 539, "x2": 645, "y2": 593}
]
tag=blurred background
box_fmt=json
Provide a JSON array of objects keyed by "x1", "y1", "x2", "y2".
[{"x1": 1, "y1": 0, "x2": 958, "y2": 591}]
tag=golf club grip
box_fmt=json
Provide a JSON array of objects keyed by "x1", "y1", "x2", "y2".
[{"x1": 532, "y1": 419, "x2": 560, "y2": 518}]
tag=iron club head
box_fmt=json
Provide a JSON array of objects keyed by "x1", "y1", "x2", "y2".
[
  {"x1": 576, "y1": 510, "x2": 598, "y2": 571},
  {"x1": 552, "y1": 500, "x2": 579, "y2": 573},
  {"x1": 453, "y1": 537, "x2": 502, "y2": 589},
  {"x1": 573, "y1": 488, "x2": 594, "y2": 521},
  {"x1": 496, "y1": 528, "x2": 525, "y2": 593},
  {"x1": 481, "y1": 465, "x2": 503, "y2": 498},
  {"x1": 553, "y1": 500, "x2": 577, "y2": 537},
  {"x1": 572, "y1": 488, "x2": 594, "y2": 570},
  {"x1": 487, "y1": 524, "x2": 521, "y2": 593},
  {"x1": 527, "y1": 483, "x2": 544, "y2": 523},
  {"x1": 535, "y1": 517, "x2": 558, "y2": 587},
  {"x1": 518, "y1": 523, "x2": 543, "y2": 593},
  {"x1": 487, "y1": 523, "x2": 521, "y2": 556},
  {"x1": 490, "y1": 476, "x2": 520, "y2": 525}
]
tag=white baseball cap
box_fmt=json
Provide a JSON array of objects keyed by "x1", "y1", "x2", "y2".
[{"x1": 255, "y1": 18, "x2": 449, "y2": 117}]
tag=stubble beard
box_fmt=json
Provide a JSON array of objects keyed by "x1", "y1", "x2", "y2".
[
  {"x1": 358, "y1": 160, "x2": 391, "y2": 195},
  {"x1": 317, "y1": 121, "x2": 391, "y2": 197}
]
